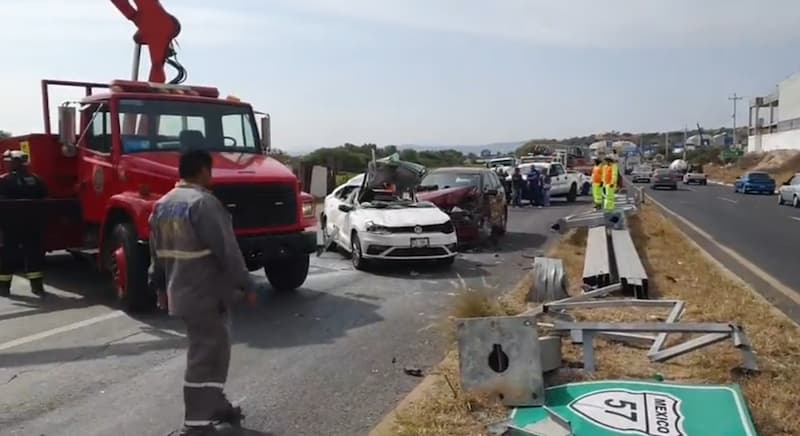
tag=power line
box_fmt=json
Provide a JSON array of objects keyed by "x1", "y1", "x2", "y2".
[{"x1": 729, "y1": 93, "x2": 744, "y2": 147}]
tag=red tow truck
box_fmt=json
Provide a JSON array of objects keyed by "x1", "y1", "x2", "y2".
[{"x1": 0, "y1": 2, "x2": 317, "y2": 312}]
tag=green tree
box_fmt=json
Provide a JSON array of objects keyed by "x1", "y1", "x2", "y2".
[{"x1": 0, "y1": 130, "x2": 11, "y2": 139}]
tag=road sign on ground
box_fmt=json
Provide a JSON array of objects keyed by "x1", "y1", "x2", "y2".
[{"x1": 510, "y1": 380, "x2": 757, "y2": 436}]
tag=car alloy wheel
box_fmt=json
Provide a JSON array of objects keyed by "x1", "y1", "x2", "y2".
[{"x1": 351, "y1": 233, "x2": 366, "y2": 270}]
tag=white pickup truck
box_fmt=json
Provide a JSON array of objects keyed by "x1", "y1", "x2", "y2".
[{"x1": 508, "y1": 162, "x2": 582, "y2": 202}]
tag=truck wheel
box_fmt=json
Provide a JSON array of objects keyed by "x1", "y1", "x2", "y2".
[
  {"x1": 566, "y1": 184, "x2": 578, "y2": 203},
  {"x1": 265, "y1": 255, "x2": 310, "y2": 291},
  {"x1": 108, "y1": 222, "x2": 154, "y2": 312}
]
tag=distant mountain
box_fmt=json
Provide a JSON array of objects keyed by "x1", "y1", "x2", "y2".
[{"x1": 399, "y1": 141, "x2": 525, "y2": 155}]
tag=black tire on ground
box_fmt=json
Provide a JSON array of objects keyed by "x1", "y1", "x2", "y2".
[
  {"x1": 108, "y1": 222, "x2": 154, "y2": 312},
  {"x1": 794, "y1": 196, "x2": 799, "y2": 208},
  {"x1": 566, "y1": 183, "x2": 578, "y2": 203},
  {"x1": 350, "y1": 232, "x2": 368, "y2": 271},
  {"x1": 492, "y1": 208, "x2": 508, "y2": 236},
  {"x1": 264, "y1": 255, "x2": 310, "y2": 291}
]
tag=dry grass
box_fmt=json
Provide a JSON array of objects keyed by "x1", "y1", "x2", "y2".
[
  {"x1": 706, "y1": 150, "x2": 800, "y2": 184},
  {"x1": 382, "y1": 204, "x2": 800, "y2": 436}
]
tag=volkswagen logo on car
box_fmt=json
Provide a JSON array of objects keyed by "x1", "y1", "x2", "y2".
[{"x1": 414, "y1": 225, "x2": 423, "y2": 234}]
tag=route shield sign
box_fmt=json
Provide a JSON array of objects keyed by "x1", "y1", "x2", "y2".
[{"x1": 510, "y1": 380, "x2": 757, "y2": 436}]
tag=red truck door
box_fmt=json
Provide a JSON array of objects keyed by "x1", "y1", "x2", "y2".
[{"x1": 78, "y1": 104, "x2": 118, "y2": 224}]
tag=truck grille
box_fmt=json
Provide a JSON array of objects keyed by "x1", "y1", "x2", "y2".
[{"x1": 213, "y1": 183, "x2": 297, "y2": 230}]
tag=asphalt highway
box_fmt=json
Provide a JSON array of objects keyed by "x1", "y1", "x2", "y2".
[
  {"x1": 641, "y1": 180, "x2": 800, "y2": 322},
  {"x1": 0, "y1": 198, "x2": 588, "y2": 436}
]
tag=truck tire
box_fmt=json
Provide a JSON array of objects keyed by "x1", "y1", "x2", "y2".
[
  {"x1": 566, "y1": 183, "x2": 578, "y2": 203},
  {"x1": 108, "y1": 222, "x2": 154, "y2": 312},
  {"x1": 265, "y1": 255, "x2": 310, "y2": 291}
]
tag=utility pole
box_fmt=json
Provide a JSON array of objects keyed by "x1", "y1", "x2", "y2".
[
  {"x1": 729, "y1": 93, "x2": 744, "y2": 147},
  {"x1": 664, "y1": 132, "x2": 670, "y2": 161}
]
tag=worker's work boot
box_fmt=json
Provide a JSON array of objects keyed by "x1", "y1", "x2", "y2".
[
  {"x1": 212, "y1": 403, "x2": 245, "y2": 427},
  {"x1": 30, "y1": 278, "x2": 47, "y2": 299}
]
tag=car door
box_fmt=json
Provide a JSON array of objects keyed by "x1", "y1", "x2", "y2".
[
  {"x1": 324, "y1": 184, "x2": 352, "y2": 234},
  {"x1": 333, "y1": 187, "x2": 359, "y2": 248},
  {"x1": 549, "y1": 164, "x2": 566, "y2": 194},
  {"x1": 791, "y1": 175, "x2": 800, "y2": 200}
]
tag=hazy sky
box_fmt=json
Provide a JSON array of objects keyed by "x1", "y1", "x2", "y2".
[{"x1": 3, "y1": 0, "x2": 800, "y2": 153}]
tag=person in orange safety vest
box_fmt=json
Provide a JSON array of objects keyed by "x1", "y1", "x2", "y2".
[
  {"x1": 591, "y1": 158, "x2": 605, "y2": 210},
  {"x1": 603, "y1": 155, "x2": 620, "y2": 211}
]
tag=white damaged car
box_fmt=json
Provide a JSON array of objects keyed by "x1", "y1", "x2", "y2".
[{"x1": 322, "y1": 154, "x2": 458, "y2": 270}]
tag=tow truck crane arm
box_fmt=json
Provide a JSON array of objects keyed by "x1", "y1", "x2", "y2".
[{"x1": 110, "y1": 0, "x2": 186, "y2": 84}]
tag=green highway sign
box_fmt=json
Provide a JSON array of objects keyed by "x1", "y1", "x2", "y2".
[{"x1": 510, "y1": 380, "x2": 757, "y2": 436}]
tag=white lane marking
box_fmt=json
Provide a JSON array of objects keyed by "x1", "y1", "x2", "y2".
[
  {"x1": 791, "y1": 217, "x2": 800, "y2": 223},
  {"x1": 718, "y1": 197, "x2": 738, "y2": 204},
  {"x1": 0, "y1": 310, "x2": 125, "y2": 351}
]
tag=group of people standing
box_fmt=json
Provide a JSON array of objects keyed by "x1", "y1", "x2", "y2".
[
  {"x1": 497, "y1": 165, "x2": 552, "y2": 208},
  {"x1": 590, "y1": 154, "x2": 622, "y2": 211}
]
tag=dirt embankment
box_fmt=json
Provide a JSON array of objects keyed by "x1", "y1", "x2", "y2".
[
  {"x1": 381, "y1": 204, "x2": 800, "y2": 436},
  {"x1": 705, "y1": 150, "x2": 800, "y2": 184}
]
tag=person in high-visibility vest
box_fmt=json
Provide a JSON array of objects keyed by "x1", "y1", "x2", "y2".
[
  {"x1": 591, "y1": 158, "x2": 605, "y2": 210},
  {"x1": 603, "y1": 155, "x2": 619, "y2": 211}
]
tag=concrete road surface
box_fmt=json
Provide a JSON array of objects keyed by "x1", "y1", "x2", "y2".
[
  {"x1": 0, "y1": 199, "x2": 587, "y2": 436},
  {"x1": 641, "y1": 180, "x2": 800, "y2": 323}
]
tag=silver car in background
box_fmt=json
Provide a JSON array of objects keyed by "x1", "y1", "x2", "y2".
[
  {"x1": 631, "y1": 165, "x2": 653, "y2": 183},
  {"x1": 778, "y1": 173, "x2": 800, "y2": 207}
]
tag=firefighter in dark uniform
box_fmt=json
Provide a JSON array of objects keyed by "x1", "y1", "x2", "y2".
[
  {"x1": 148, "y1": 149, "x2": 256, "y2": 436},
  {"x1": 0, "y1": 150, "x2": 49, "y2": 299}
]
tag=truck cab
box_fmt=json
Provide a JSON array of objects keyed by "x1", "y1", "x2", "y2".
[{"x1": 0, "y1": 79, "x2": 318, "y2": 312}]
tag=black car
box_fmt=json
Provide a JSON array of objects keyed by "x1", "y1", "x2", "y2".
[{"x1": 651, "y1": 169, "x2": 677, "y2": 190}]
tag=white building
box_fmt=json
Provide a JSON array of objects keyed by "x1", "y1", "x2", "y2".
[{"x1": 748, "y1": 72, "x2": 800, "y2": 152}]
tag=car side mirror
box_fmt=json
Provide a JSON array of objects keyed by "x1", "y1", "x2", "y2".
[
  {"x1": 260, "y1": 114, "x2": 271, "y2": 153},
  {"x1": 486, "y1": 189, "x2": 499, "y2": 196},
  {"x1": 58, "y1": 105, "x2": 77, "y2": 156},
  {"x1": 338, "y1": 204, "x2": 353, "y2": 213}
]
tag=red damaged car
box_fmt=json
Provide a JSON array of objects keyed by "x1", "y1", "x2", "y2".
[{"x1": 417, "y1": 167, "x2": 508, "y2": 244}]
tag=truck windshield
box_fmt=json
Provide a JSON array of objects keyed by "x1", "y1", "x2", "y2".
[{"x1": 117, "y1": 99, "x2": 260, "y2": 154}]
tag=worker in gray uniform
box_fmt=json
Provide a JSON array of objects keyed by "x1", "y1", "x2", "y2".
[{"x1": 148, "y1": 149, "x2": 255, "y2": 436}]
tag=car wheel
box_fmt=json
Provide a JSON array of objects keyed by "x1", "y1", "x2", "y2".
[
  {"x1": 492, "y1": 208, "x2": 508, "y2": 236},
  {"x1": 351, "y1": 232, "x2": 368, "y2": 271},
  {"x1": 794, "y1": 196, "x2": 799, "y2": 208}
]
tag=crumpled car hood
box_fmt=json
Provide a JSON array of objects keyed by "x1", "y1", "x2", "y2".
[
  {"x1": 353, "y1": 205, "x2": 450, "y2": 227},
  {"x1": 417, "y1": 186, "x2": 478, "y2": 208}
]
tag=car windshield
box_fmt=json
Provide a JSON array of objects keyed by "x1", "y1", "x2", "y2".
[
  {"x1": 421, "y1": 172, "x2": 481, "y2": 189},
  {"x1": 748, "y1": 172, "x2": 771, "y2": 181},
  {"x1": 654, "y1": 169, "x2": 671, "y2": 176},
  {"x1": 117, "y1": 99, "x2": 261, "y2": 154}
]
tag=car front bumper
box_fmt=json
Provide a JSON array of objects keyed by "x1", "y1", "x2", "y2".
[{"x1": 359, "y1": 231, "x2": 458, "y2": 260}]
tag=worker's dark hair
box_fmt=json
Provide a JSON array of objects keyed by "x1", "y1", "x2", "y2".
[{"x1": 179, "y1": 149, "x2": 213, "y2": 179}]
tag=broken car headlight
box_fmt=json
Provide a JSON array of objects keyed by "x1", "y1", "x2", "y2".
[{"x1": 365, "y1": 221, "x2": 391, "y2": 234}]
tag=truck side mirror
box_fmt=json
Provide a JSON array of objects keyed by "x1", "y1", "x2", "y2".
[
  {"x1": 58, "y1": 105, "x2": 77, "y2": 154},
  {"x1": 260, "y1": 114, "x2": 271, "y2": 153}
]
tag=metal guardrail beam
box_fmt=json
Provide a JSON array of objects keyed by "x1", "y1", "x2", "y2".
[
  {"x1": 582, "y1": 226, "x2": 611, "y2": 287},
  {"x1": 610, "y1": 229, "x2": 649, "y2": 298}
]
